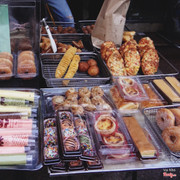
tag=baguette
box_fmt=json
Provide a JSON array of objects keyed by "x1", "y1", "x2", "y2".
[
  {"x1": 55, "y1": 46, "x2": 77, "y2": 78},
  {"x1": 62, "y1": 55, "x2": 80, "y2": 86}
]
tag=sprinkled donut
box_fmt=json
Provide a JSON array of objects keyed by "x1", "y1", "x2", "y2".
[
  {"x1": 162, "y1": 126, "x2": 180, "y2": 152},
  {"x1": 156, "y1": 108, "x2": 175, "y2": 131}
]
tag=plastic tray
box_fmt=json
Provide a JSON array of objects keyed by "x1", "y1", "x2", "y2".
[
  {"x1": 0, "y1": 52, "x2": 15, "y2": 81},
  {"x1": 0, "y1": 88, "x2": 42, "y2": 171},
  {"x1": 40, "y1": 53, "x2": 111, "y2": 87},
  {"x1": 143, "y1": 105, "x2": 180, "y2": 158},
  {"x1": 14, "y1": 51, "x2": 39, "y2": 80},
  {"x1": 43, "y1": 117, "x2": 61, "y2": 165},
  {"x1": 86, "y1": 110, "x2": 136, "y2": 164},
  {"x1": 40, "y1": 85, "x2": 115, "y2": 116},
  {"x1": 48, "y1": 110, "x2": 180, "y2": 176}
]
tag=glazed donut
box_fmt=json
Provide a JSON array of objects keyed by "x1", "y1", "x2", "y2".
[
  {"x1": 156, "y1": 108, "x2": 175, "y2": 131},
  {"x1": 17, "y1": 60, "x2": 36, "y2": 78},
  {"x1": 18, "y1": 50, "x2": 34, "y2": 57},
  {"x1": 0, "y1": 66, "x2": 12, "y2": 80},
  {"x1": 169, "y1": 108, "x2": 180, "y2": 126},
  {"x1": 162, "y1": 126, "x2": 180, "y2": 152},
  {"x1": 0, "y1": 58, "x2": 13, "y2": 70},
  {"x1": 0, "y1": 52, "x2": 13, "y2": 62},
  {"x1": 78, "y1": 87, "x2": 91, "y2": 98}
]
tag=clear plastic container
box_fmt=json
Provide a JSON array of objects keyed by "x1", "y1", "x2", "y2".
[
  {"x1": 86, "y1": 110, "x2": 136, "y2": 164},
  {"x1": 0, "y1": 52, "x2": 15, "y2": 81},
  {"x1": 140, "y1": 83, "x2": 167, "y2": 109},
  {"x1": 43, "y1": 117, "x2": 60, "y2": 165},
  {"x1": 121, "y1": 113, "x2": 163, "y2": 162},
  {"x1": 109, "y1": 85, "x2": 140, "y2": 114},
  {"x1": 116, "y1": 77, "x2": 149, "y2": 102},
  {"x1": 0, "y1": 88, "x2": 42, "y2": 171},
  {"x1": 56, "y1": 111, "x2": 81, "y2": 159},
  {"x1": 15, "y1": 50, "x2": 38, "y2": 80}
]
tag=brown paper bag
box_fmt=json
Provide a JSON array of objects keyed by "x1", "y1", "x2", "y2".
[{"x1": 91, "y1": 0, "x2": 130, "y2": 48}]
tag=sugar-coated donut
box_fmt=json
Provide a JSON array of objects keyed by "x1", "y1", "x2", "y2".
[
  {"x1": 162, "y1": 126, "x2": 180, "y2": 152},
  {"x1": 18, "y1": 50, "x2": 34, "y2": 57},
  {"x1": 156, "y1": 108, "x2": 175, "y2": 131},
  {"x1": 18, "y1": 52, "x2": 34, "y2": 63},
  {"x1": 0, "y1": 52, "x2": 13, "y2": 62},
  {"x1": 169, "y1": 108, "x2": 180, "y2": 126},
  {"x1": 0, "y1": 58, "x2": 13, "y2": 70},
  {"x1": 0, "y1": 66, "x2": 12, "y2": 80},
  {"x1": 17, "y1": 60, "x2": 36, "y2": 78}
]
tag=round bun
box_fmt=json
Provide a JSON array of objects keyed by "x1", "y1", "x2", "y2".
[
  {"x1": 87, "y1": 59, "x2": 97, "y2": 66},
  {"x1": 88, "y1": 65, "x2": 99, "y2": 76},
  {"x1": 65, "y1": 88, "x2": 76, "y2": 97},
  {"x1": 91, "y1": 86, "x2": 104, "y2": 97},
  {"x1": 71, "y1": 105, "x2": 84, "y2": 115},
  {"x1": 78, "y1": 62, "x2": 89, "y2": 72},
  {"x1": 78, "y1": 87, "x2": 91, "y2": 98}
]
